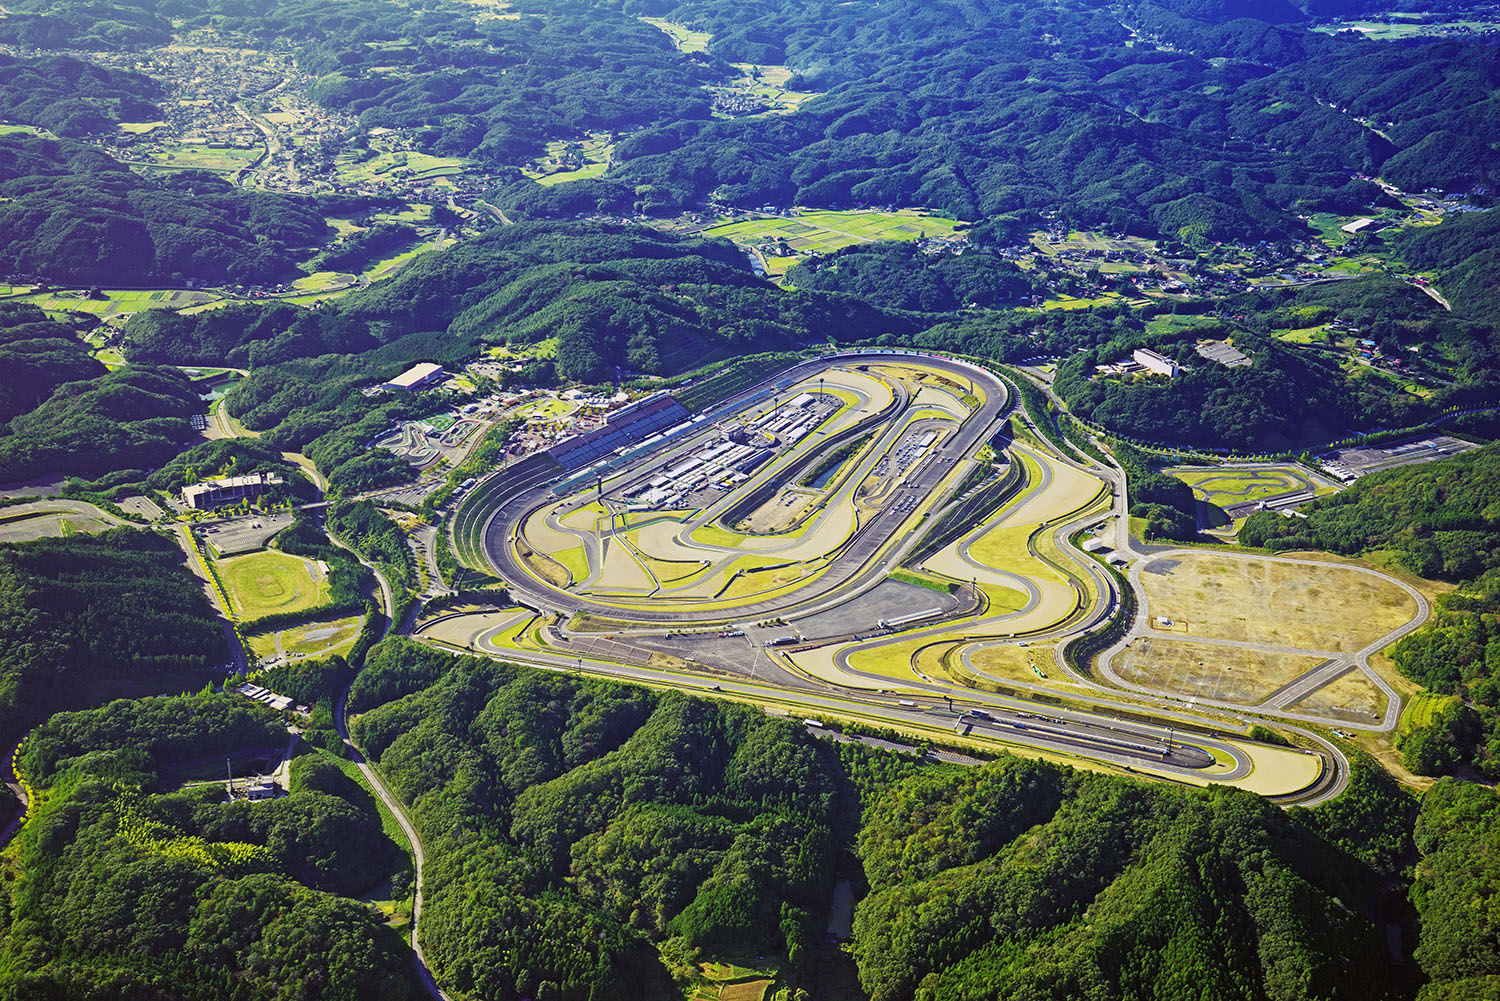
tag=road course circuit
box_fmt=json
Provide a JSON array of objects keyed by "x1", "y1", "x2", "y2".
[
  {"x1": 480, "y1": 352, "x2": 1010, "y2": 622},
  {"x1": 440, "y1": 351, "x2": 1357, "y2": 803}
]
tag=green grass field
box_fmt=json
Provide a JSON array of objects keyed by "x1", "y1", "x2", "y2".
[
  {"x1": 247, "y1": 613, "x2": 362, "y2": 661},
  {"x1": 216, "y1": 549, "x2": 332, "y2": 620},
  {"x1": 13, "y1": 288, "x2": 220, "y2": 317},
  {"x1": 703, "y1": 209, "x2": 961, "y2": 258},
  {"x1": 140, "y1": 144, "x2": 262, "y2": 173},
  {"x1": 334, "y1": 150, "x2": 469, "y2": 185},
  {"x1": 640, "y1": 17, "x2": 712, "y2": 51},
  {"x1": 1171, "y1": 466, "x2": 1312, "y2": 507},
  {"x1": 1402, "y1": 691, "x2": 1459, "y2": 733},
  {"x1": 1314, "y1": 17, "x2": 1500, "y2": 40}
]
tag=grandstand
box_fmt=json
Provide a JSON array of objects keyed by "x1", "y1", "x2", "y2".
[{"x1": 547, "y1": 394, "x2": 693, "y2": 469}]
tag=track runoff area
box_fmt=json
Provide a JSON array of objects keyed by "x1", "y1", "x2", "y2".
[{"x1": 443, "y1": 352, "x2": 1345, "y2": 802}]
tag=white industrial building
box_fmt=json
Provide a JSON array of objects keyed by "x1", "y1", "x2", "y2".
[
  {"x1": 1133, "y1": 348, "x2": 1179, "y2": 378},
  {"x1": 384, "y1": 362, "x2": 445, "y2": 392}
]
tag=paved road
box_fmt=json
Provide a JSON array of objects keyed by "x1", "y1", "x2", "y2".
[
  {"x1": 328, "y1": 523, "x2": 451, "y2": 1001},
  {"x1": 455, "y1": 633, "x2": 1253, "y2": 782}
]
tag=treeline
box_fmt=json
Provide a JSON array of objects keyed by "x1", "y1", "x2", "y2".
[
  {"x1": 850, "y1": 756, "x2": 1403, "y2": 1001},
  {"x1": 0, "y1": 53, "x2": 159, "y2": 135},
  {"x1": 0, "y1": 364, "x2": 201, "y2": 483},
  {"x1": 347, "y1": 647, "x2": 850, "y2": 999},
  {"x1": 0, "y1": 528, "x2": 228, "y2": 751},
  {"x1": 1240, "y1": 442, "x2": 1500, "y2": 580},
  {"x1": 0, "y1": 692, "x2": 417, "y2": 1000},
  {"x1": 784, "y1": 242, "x2": 1031, "y2": 312},
  {"x1": 327, "y1": 500, "x2": 417, "y2": 623},
  {"x1": 498, "y1": 0, "x2": 1474, "y2": 238},
  {"x1": 308, "y1": 222, "x2": 419, "y2": 273},
  {"x1": 0, "y1": 302, "x2": 103, "y2": 423},
  {"x1": 1053, "y1": 326, "x2": 1417, "y2": 451},
  {"x1": 334, "y1": 638, "x2": 1414, "y2": 1001},
  {"x1": 135, "y1": 222, "x2": 925, "y2": 490},
  {"x1": 0, "y1": 132, "x2": 328, "y2": 285},
  {"x1": 143, "y1": 438, "x2": 319, "y2": 506},
  {"x1": 1115, "y1": 441, "x2": 1199, "y2": 541},
  {"x1": 1391, "y1": 207, "x2": 1500, "y2": 330},
  {"x1": 7, "y1": 634, "x2": 1495, "y2": 1000}
]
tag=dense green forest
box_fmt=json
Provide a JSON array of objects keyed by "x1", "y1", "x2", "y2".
[
  {"x1": 784, "y1": 243, "x2": 1031, "y2": 312},
  {"x1": 7, "y1": 642, "x2": 1500, "y2": 1001},
  {"x1": 326, "y1": 500, "x2": 417, "y2": 623},
  {"x1": 0, "y1": 54, "x2": 159, "y2": 136},
  {"x1": 330, "y1": 639, "x2": 1412, "y2": 1001},
  {"x1": 0, "y1": 133, "x2": 328, "y2": 284},
  {"x1": 1391, "y1": 208, "x2": 1500, "y2": 329},
  {"x1": 122, "y1": 221, "x2": 925, "y2": 490},
  {"x1": 0, "y1": 693, "x2": 417, "y2": 1000},
  {"x1": 1053, "y1": 326, "x2": 1419, "y2": 451},
  {"x1": 0, "y1": 303, "x2": 103, "y2": 424},
  {"x1": 0, "y1": 364, "x2": 201, "y2": 483},
  {"x1": 0, "y1": 529, "x2": 227, "y2": 750},
  {"x1": 493, "y1": 0, "x2": 1483, "y2": 234},
  {"x1": 1240, "y1": 443, "x2": 1500, "y2": 581}
]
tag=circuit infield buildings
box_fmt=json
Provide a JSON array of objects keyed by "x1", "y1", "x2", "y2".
[{"x1": 444, "y1": 351, "x2": 1430, "y2": 804}]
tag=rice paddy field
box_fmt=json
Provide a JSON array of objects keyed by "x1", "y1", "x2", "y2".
[
  {"x1": 137, "y1": 143, "x2": 263, "y2": 173},
  {"x1": 704, "y1": 209, "x2": 960, "y2": 255},
  {"x1": 700, "y1": 209, "x2": 964, "y2": 274},
  {"x1": 333, "y1": 149, "x2": 470, "y2": 185},
  {"x1": 6, "y1": 288, "x2": 221, "y2": 317}
]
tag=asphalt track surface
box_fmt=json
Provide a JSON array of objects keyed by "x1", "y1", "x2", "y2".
[
  {"x1": 480, "y1": 352, "x2": 1011, "y2": 623},
  {"x1": 452, "y1": 352, "x2": 1346, "y2": 800},
  {"x1": 463, "y1": 624, "x2": 1242, "y2": 781}
]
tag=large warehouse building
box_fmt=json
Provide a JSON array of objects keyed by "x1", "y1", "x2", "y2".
[{"x1": 384, "y1": 362, "x2": 445, "y2": 392}]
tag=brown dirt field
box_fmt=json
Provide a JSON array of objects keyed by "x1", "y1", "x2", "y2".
[
  {"x1": 1116, "y1": 637, "x2": 1327, "y2": 704},
  {"x1": 1292, "y1": 669, "x2": 1388, "y2": 723},
  {"x1": 1137, "y1": 553, "x2": 1416, "y2": 653}
]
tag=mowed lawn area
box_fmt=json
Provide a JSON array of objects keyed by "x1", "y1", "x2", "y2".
[
  {"x1": 215, "y1": 549, "x2": 331, "y2": 619},
  {"x1": 1171, "y1": 466, "x2": 1315, "y2": 507},
  {"x1": 246, "y1": 613, "x2": 362, "y2": 661}
]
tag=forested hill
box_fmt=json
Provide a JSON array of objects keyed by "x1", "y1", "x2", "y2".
[
  {"x1": 0, "y1": 529, "x2": 228, "y2": 750},
  {"x1": 1241, "y1": 441, "x2": 1500, "y2": 581},
  {"x1": 0, "y1": 364, "x2": 203, "y2": 482},
  {"x1": 0, "y1": 694, "x2": 417, "y2": 1000},
  {"x1": 8, "y1": 0, "x2": 1488, "y2": 241},
  {"x1": 133, "y1": 218, "x2": 920, "y2": 383},
  {"x1": 0, "y1": 54, "x2": 160, "y2": 136},
  {"x1": 0, "y1": 133, "x2": 328, "y2": 285},
  {"x1": 0, "y1": 302, "x2": 104, "y2": 423},
  {"x1": 329, "y1": 639, "x2": 1408, "y2": 1000},
  {"x1": 1391, "y1": 208, "x2": 1500, "y2": 328},
  {"x1": 482, "y1": 0, "x2": 1487, "y2": 233}
]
